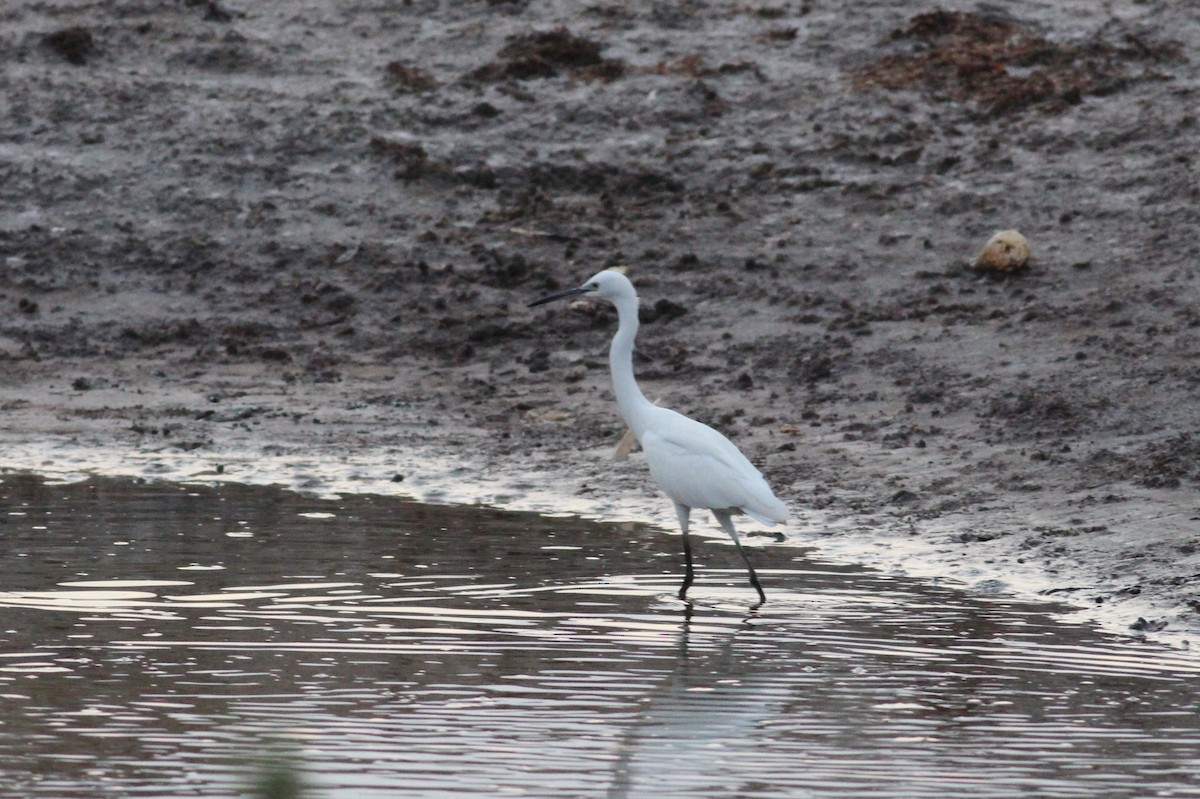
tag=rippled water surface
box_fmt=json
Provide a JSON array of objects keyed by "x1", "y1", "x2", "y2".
[{"x1": 1, "y1": 475, "x2": 1198, "y2": 798}]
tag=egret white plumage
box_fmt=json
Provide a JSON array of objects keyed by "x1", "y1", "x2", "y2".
[{"x1": 530, "y1": 269, "x2": 788, "y2": 603}]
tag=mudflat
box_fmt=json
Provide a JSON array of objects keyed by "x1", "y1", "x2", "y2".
[{"x1": 2, "y1": 2, "x2": 1198, "y2": 638}]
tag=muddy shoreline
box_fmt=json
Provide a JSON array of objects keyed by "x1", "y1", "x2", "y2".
[{"x1": 2, "y1": 2, "x2": 1199, "y2": 642}]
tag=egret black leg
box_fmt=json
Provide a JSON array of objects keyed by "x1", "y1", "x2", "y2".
[
  {"x1": 675, "y1": 503, "x2": 694, "y2": 600},
  {"x1": 714, "y1": 510, "x2": 766, "y2": 604}
]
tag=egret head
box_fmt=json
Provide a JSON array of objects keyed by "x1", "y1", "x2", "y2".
[{"x1": 528, "y1": 269, "x2": 636, "y2": 308}]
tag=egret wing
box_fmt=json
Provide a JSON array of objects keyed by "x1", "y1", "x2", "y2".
[{"x1": 641, "y1": 409, "x2": 788, "y2": 524}]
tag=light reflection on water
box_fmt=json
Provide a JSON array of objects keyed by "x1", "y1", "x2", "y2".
[{"x1": 0, "y1": 474, "x2": 1198, "y2": 798}]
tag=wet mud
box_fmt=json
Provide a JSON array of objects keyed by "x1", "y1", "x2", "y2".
[{"x1": 1, "y1": 2, "x2": 1199, "y2": 637}]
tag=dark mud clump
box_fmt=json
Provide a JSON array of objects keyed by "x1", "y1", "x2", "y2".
[
  {"x1": 183, "y1": 0, "x2": 240, "y2": 23},
  {"x1": 469, "y1": 27, "x2": 626, "y2": 82},
  {"x1": 384, "y1": 61, "x2": 440, "y2": 93},
  {"x1": 42, "y1": 27, "x2": 97, "y2": 65},
  {"x1": 982, "y1": 387, "x2": 1112, "y2": 440},
  {"x1": 853, "y1": 9, "x2": 1180, "y2": 116},
  {"x1": 369, "y1": 138, "x2": 433, "y2": 180},
  {"x1": 1090, "y1": 435, "x2": 1200, "y2": 489}
]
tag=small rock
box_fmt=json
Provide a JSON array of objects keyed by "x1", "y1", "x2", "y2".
[{"x1": 973, "y1": 229, "x2": 1031, "y2": 273}]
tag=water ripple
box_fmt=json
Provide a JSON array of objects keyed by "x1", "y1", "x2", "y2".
[{"x1": 1, "y1": 475, "x2": 1198, "y2": 798}]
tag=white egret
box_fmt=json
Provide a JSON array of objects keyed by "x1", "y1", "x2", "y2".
[{"x1": 530, "y1": 269, "x2": 788, "y2": 603}]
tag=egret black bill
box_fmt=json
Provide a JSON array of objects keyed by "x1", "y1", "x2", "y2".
[{"x1": 529, "y1": 286, "x2": 591, "y2": 307}]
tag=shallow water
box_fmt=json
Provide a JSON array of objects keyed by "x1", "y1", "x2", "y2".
[{"x1": 1, "y1": 475, "x2": 1198, "y2": 798}]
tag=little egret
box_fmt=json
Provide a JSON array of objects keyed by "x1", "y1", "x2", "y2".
[{"x1": 530, "y1": 270, "x2": 788, "y2": 603}]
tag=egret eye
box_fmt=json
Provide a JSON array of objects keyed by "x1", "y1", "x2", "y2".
[{"x1": 588, "y1": 282, "x2": 598, "y2": 289}]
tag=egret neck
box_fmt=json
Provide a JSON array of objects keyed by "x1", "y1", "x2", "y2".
[{"x1": 608, "y1": 291, "x2": 653, "y2": 443}]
